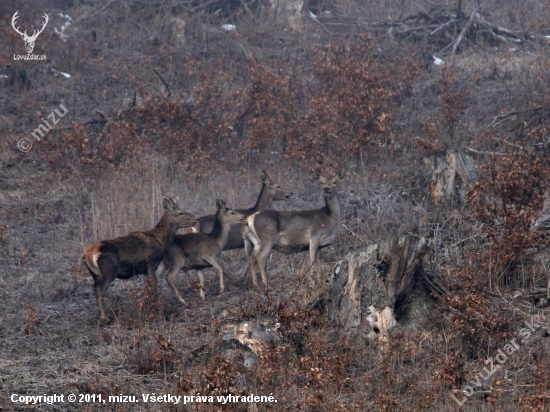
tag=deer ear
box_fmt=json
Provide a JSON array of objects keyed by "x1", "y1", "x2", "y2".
[
  {"x1": 261, "y1": 170, "x2": 271, "y2": 184},
  {"x1": 311, "y1": 170, "x2": 322, "y2": 181},
  {"x1": 336, "y1": 169, "x2": 346, "y2": 180},
  {"x1": 216, "y1": 199, "x2": 225, "y2": 210},
  {"x1": 163, "y1": 197, "x2": 176, "y2": 211}
]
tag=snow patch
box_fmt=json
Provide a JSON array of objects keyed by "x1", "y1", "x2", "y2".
[{"x1": 433, "y1": 56, "x2": 444, "y2": 66}]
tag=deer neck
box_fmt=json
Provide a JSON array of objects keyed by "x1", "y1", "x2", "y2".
[
  {"x1": 324, "y1": 193, "x2": 341, "y2": 223},
  {"x1": 150, "y1": 212, "x2": 177, "y2": 249},
  {"x1": 209, "y1": 215, "x2": 231, "y2": 249},
  {"x1": 251, "y1": 184, "x2": 272, "y2": 212}
]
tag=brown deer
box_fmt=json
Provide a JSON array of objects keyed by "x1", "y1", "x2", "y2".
[
  {"x1": 243, "y1": 169, "x2": 346, "y2": 293},
  {"x1": 82, "y1": 197, "x2": 199, "y2": 323},
  {"x1": 156, "y1": 200, "x2": 245, "y2": 303},
  {"x1": 196, "y1": 171, "x2": 293, "y2": 250}
]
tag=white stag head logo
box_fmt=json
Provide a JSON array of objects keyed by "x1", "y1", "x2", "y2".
[{"x1": 11, "y1": 11, "x2": 49, "y2": 54}]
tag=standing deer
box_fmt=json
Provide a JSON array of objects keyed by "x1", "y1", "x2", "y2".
[
  {"x1": 156, "y1": 200, "x2": 245, "y2": 303},
  {"x1": 195, "y1": 171, "x2": 293, "y2": 250},
  {"x1": 82, "y1": 197, "x2": 199, "y2": 323},
  {"x1": 243, "y1": 169, "x2": 346, "y2": 293}
]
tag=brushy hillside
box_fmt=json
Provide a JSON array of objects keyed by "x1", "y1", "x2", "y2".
[{"x1": 1, "y1": 0, "x2": 550, "y2": 410}]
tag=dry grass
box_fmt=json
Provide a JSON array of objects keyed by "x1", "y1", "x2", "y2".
[
  {"x1": 1, "y1": 152, "x2": 549, "y2": 411},
  {"x1": 0, "y1": 154, "x2": 359, "y2": 408}
]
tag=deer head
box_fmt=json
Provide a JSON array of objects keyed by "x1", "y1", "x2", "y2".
[
  {"x1": 12, "y1": 11, "x2": 49, "y2": 54},
  {"x1": 312, "y1": 169, "x2": 346, "y2": 198}
]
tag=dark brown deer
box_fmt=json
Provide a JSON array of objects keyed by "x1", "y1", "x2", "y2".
[
  {"x1": 82, "y1": 197, "x2": 199, "y2": 323},
  {"x1": 243, "y1": 169, "x2": 346, "y2": 293},
  {"x1": 196, "y1": 171, "x2": 293, "y2": 250},
  {"x1": 156, "y1": 200, "x2": 245, "y2": 303}
]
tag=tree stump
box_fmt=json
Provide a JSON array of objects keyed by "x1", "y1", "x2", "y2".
[
  {"x1": 327, "y1": 235, "x2": 433, "y2": 343},
  {"x1": 423, "y1": 148, "x2": 477, "y2": 205},
  {"x1": 269, "y1": 0, "x2": 304, "y2": 31}
]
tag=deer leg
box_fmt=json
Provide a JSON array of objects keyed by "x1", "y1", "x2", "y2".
[
  {"x1": 155, "y1": 259, "x2": 168, "y2": 278},
  {"x1": 94, "y1": 256, "x2": 118, "y2": 323},
  {"x1": 245, "y1": 225, "x2": 266, "y2": 290},
  {"x1": 250, "y1": 258, "x2": 259, "y2": 289},
  {"x1": 309, "y1": 236, "x2": 321, "y2": 269},
  {"x1": 93, "y1": 274, "x2": 114, "y2": 324},
  {"x1": 257, "y1": 241, "x2": 275, "y2": 294},
  {"x1": 164, "y1": 254, "x2": 187, "y2": 305},
  {"x1": 256, "y1": 254, "x2": 269, "y2": 295},
  {"x1": 93, "y1": 278, "x2": 112, "y2": 323},
  {"x1": 204, "y1": 256, "x2": 225, "y2": 295},
  {"x1": 244, "y1": 238, "x2": 258, "y2": 287},
  {"x1": 184, "y1": 269, "x2": 191, "y2": 289},
  {"x1": 197, "y1": 270, "x2": 206, "y2": 300},
  {"x1": 218, "y1": 253, "x2": 235, "y2": 281},
  {"x1": 146, "y1": 261, "x2": 159, "y2": 297}
]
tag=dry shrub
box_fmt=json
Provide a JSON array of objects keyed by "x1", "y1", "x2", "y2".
[
  {"x1": 251, "y1": 299, "x2": 357, "y2": 409},
  {"x1": 518, "y1": 367, "x2": 550, "y2": 411},
  {"x1": 129, "y1": 277, "x2": 163, "y2": 325},
  {"x1": 46, "y1": 34, "x2": 418, "y2": 176},
  {"x1": 173, "y1": 297, "x2": 364, "y2": 411},
  {"x1": 22, "y1": 302, "x2": 37, "y2": 335},
  {"x1": 177, "y1": 353, "x2": 246, "y2": 412},
  {"x1": 435, "y1": 127, "x2": 550, "y2": 373},
  {"x1": 240, "y1": 35, "x2": 418, "y2": 169},
  {"x1": 421, "y1": 67, "x2": 469, "y2": 153},
  {"x1": 443, "y1": 263, "x2": 512, "y2": 357},
  {"x1": 468, "y1": 128, "x2": 550, "y2": 288},
  {"x1": 150, "y1": 335, "x2": 178, "y2": 374},
  {"x1": 128, "y1": 330, "x2": 177, "y2": 375}
]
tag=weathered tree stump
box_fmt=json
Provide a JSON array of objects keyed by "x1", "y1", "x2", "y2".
[
  {"x1": 269, "y1": 0, "x2": 304, "y2": 31},
  {"x1": 326, "y1": 235, "x2": 433, "y2": 343},
  {"x1": 423, "y1": 148, "x2": 476, "y2": 205}
]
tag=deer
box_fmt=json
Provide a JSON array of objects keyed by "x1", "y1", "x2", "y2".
[
  {"x1": 156, "y1": 199, "x2": 245, "y2": 303},
  {"x1": 82, "y1": 197, "x2": 199, "y2": 323},
  {"x1": 194, "y1": 170, "x2": 293, "y2": 250},
  {"x1": 11, "y1": 11, "x2": 49, "y2": 54},
  {"x1": 243, "y1": 169, "x2": 346, "y2": 293}
]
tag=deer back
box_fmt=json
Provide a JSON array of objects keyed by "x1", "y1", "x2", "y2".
[
  {"x1": 246, "y1": 169, "x2": 345, "y2": 253},
  {"x1": 197, "y1": 171, "x2": 292, "y2": 250}
]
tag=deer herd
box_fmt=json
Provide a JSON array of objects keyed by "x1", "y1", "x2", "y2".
[{"x1": 83, "y1": 170, "x2": 345, "y2": 323}]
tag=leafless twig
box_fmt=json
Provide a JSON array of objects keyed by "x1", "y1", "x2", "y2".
[
  {"x1": 464, "y1": 147, "x2": 506, "y2": 156},
  {"x1": 152, "y1": 69, "x2": 171, "y2": 98}
]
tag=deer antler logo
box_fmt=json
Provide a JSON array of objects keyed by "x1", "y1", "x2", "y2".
[{"x1": 11, "y1": 11, "x2": 49, "y2": 54}]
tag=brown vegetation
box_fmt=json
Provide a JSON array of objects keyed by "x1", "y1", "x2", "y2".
[{"x1": 1, "y1": 0, "x2": 550, "y2": 411}]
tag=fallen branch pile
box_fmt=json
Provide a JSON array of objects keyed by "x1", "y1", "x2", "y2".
[{"x1": 317, "y1": 4, "x2": 550, "y2": 54}]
